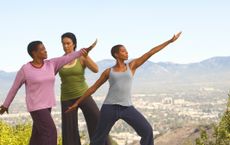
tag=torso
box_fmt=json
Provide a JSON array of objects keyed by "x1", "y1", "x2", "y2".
[
  {"x1": 103, "y1": 63, "x2": 133, "y2": 106},
  {"x1": 59, "y1": 58, "x2": 88, "y2": 101}
]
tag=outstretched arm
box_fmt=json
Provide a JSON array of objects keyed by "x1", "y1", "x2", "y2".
[
  {"x1": 52, "y1": 39, "x2": 97, "y2": 73},
  {"x1": 129, "y1": 32, "x2": 182, "y2": 72},
  {"x1": 81, "y1": 55, "x2": 99, "y2": 73},
  {"x1": 65, "y1": 68, "x2": 110, "y2": 113},
  {"x1": 0, "y1": 67, "x2": 25, "y2": 115}
]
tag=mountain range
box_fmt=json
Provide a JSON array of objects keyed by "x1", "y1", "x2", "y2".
[{"x1": 1, "y1": 56, "x2": 230, "y2": 100}]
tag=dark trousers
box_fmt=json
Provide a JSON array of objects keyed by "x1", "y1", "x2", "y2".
[
  {"x1": 91, "y1": 104, "x2": 154, "y2": 145},
  {"x1": 29, "y1": 108, "x2": 57, "y2": 145},
  {"x1": 61, "y1": 96, "x2": 112, "y2": 145}
]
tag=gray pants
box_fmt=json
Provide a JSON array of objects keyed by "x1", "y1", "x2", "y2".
[
  {"x1": 61, "y1": 96, "x2": 112, "y2": 145},
  {"x1": 91, "y1": 104, "x2": 154, "y2": 145},
  {"x1": 29, "y1": 108, "x2": 57, "y2": 145}
]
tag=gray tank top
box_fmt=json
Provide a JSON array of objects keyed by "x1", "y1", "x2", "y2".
[{"x1": 103, "y1": 64, "x2": 133, "y2": 106}]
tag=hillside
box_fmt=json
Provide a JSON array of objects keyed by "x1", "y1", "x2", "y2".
[
  {"x1": 1, "y1": 56, "x2": 230, "y2": 99},
  {"x1": 154, "y1": 125, "x2": 213, "y2": 145}
]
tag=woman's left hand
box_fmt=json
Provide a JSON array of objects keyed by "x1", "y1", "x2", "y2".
[{"x1": 170, "y1": 32, "x2": 182, "y2": 43}]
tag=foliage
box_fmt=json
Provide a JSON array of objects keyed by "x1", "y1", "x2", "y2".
[
  {"x1": 195, "y1": 94, "x2": 230, "y2": 145},
  {"x1": 0, "y1": 121, "x2": 62, "y2": 145}
]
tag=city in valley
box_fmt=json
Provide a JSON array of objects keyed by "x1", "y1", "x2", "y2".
[
  {"x1": 0, "y1": 86, "x2": 228, "y2": 144},
  {"x1": 1, "y1": 58, "x2": 230, "y2": 144}
]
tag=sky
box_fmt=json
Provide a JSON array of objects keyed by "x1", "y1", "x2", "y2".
[{"x1": 0, "y1": 0, "x2": 229, "y2": 72}]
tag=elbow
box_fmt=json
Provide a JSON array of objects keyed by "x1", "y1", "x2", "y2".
[
  {"x1": 88, "y1": 87, "x2": 96, "y2": 95},
  {"x1": 92, "y1": 66, "x2": 99, "y2": 73},
  {"x1": 94, "y1": 68, "x2": 99, "y2": 73}
]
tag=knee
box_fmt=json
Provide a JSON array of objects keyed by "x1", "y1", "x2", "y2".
[
  {"x1": 140, "y1": 125, "x2": 153, "y2": 137},
  {"x1": 146, "y1": 126, "x2": 153, "y2": 136},
  {"x1": 90, "y1": 135, "x2": 106, "y2": 145}
]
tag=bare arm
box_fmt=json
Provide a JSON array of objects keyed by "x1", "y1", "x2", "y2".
[
  {"x1": 81, "y1": 55, "x2": 99, "y2": 73},
  {"x1": 65, "y1": 68, "x2": 110, "y2": 113},
  {"x1": 52, "y1": 39, "x2": 97, "y2": 73},
  {"x1": 129, "y1": 32, "x2": 182, "y2": 73}
]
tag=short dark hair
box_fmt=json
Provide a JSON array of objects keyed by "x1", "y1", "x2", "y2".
[
  {"x1": 111, "y1": 44, "x2": 123, "y2": 59},
  {"x1": 27, "y1": 41, "x2": 43, "y2": 58},
  {"x1": 61, "y1": 32, "x2": 77, "y2": 50}
]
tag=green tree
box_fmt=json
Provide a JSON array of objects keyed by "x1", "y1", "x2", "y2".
[
  {"x1": 195, "y1": 94, "x2": 230, "y2": 145},
  {"x1": 0, "y1": 121, "x2": 62, "y2": 145}
]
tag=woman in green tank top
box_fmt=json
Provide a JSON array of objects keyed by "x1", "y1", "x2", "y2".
[{"x1": 59, "y1": 32, "x2": 111, "y2": 145}]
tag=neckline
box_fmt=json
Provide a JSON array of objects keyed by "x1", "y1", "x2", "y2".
[
  {"x1": 63, "y1": 59, "x2": 78, "y2": 69},
  {"x1": 112, "y1": 64, "x2": 129, "y2": 73},
  {"x1": 30, "y1": 61, "x2": 44, "y2": 69}
]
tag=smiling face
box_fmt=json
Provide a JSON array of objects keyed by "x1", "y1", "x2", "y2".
[{"x1": 62, "y1": 37, "x2": 76, "y2": 54}]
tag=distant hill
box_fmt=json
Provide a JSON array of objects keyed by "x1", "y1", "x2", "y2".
[
  {"x1": 0, "y1": 71, "x2": 16, "y2": 99},
  {"x1": 1, "y1": 56, "x2": 230, "y2": 100},
  {"x1": 95, "y1": 56, "x2": 230, "y2": 80},
  {"x1": 154, "y1": 125, "x2": 214, "y2": 145},
  {"x1": 127, "y1": 125, "x2": 214, "y2": 145}
]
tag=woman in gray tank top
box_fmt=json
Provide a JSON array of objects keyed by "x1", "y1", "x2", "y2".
[{"x1": 66, "y1": 32, "x2": 182, "y2": 145}]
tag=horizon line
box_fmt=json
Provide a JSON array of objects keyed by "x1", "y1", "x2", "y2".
[{"x1": 1, "y1": 55, "x2": 230, "y2": 73}]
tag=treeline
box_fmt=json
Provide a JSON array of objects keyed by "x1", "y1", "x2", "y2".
[{"x1": 195, "y1": 94, "x2": 230, "y2": 145}]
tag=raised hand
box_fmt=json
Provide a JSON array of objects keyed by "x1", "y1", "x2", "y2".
[
  {"x1": 86, "y1": 39, "x2": 97, "y2": 52},
  {"x1": 0, "y1": 105, "x2": 8, "y2": 115},
  {"x1": 80, "y1": 48, "x2": 88, "y2": 57},
  {"x1": 170, "y1": 32, "x2": 182, "y2": 43}
]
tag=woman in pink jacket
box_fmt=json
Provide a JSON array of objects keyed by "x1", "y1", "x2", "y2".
[{"x1": 0, "y1": 40, "x2": 96, "y2": 145}]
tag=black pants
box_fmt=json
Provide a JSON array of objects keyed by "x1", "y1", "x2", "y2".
[
  {"x1": 29, "y1": 108, "x2": 57, "y2": 145},
  {"x1": 91, "y1": 104, "x2": 154, "y2": 145},
  {"x1": 61, "y1": 96, "x2": 112, "y2": 145}
]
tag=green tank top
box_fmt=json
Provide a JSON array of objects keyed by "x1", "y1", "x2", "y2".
[{"x1": 59, "y1": 59, "x2": 88, "y2": 101}]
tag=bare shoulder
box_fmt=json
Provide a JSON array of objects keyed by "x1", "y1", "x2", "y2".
[
  {"x1": 102, "y1": 68, "x2": 111, "y2": 76},
  {"x1": 95, "y1": 68, "x2": 111, "y2": 82},
  {"x1": 79, "y1": 55, "x2": 94, "y2": 63},
  {"x1": 79, "y1": 56, "x2": 85, "y2": 61},
  {"x1": 78, "y1": 56, "x2": 85, "y2": 65},
  {"x1": 128, "y1": 60, "x2": 136, "y2": 70}
]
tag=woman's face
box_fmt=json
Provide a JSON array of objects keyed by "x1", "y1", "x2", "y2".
[
  {"x1": 33, "y1": 43, "x2": 47, "y2": 59},
  {"x1": 62, "y1": 37, "x2": 75, "y2": 54},
  {"x1": 116, "y1": 46, "x2": 129, "y2": 60}
]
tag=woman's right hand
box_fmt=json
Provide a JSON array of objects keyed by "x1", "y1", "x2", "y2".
[
  {"x1": 0, "y1": 105, "x2": 8, "y2": 115},
  {"x1": 65, "y1": 102, "x2": 79, "y2": 113}
]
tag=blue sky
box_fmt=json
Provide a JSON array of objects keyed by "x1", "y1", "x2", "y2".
[{"x1": 0, "y1": 0, "x2": 229, "y2": 71}]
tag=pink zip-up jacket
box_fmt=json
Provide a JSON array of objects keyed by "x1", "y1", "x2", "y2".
[{"x1": 3, "y1": 51, "x2": 82, "y2": 112}]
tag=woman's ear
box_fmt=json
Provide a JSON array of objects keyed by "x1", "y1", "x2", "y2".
[
  {"x1": 114, "y1": 52, "x2": 118, "y2": 58},
  {"x1": 73, "y1": 44, "x2": 76, "y2": 50},
  {"x1": 31, "y1": 51, "x2": 36, "y2": 58}
]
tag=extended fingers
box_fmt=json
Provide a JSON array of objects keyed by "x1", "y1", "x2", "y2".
[{"x1": 65, "y1": 106, "x2": 75, "y2": 113}]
